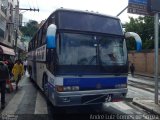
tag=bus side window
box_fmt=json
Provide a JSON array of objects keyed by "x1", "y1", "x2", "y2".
[
  {"x1": 42, "y1": 27, "x2": 46, "y2": 44},
  {"x1": 57, "y1": 34, "x2": 61, "y2": 55},
  {"x1": 38, "y1": 30, "x2": 42, "y2": 46},
  {"x1": 35, "y1": 35, "x2": 38, "y2": 48},
  {"x1": 46, "y1": 49, "x2": 57, "y2": 74},
  {"x1": 42, "y1": 22, "x2": 48, "y2": 44},
  {"x1": 31, "y1": 40, "x2": 34, "y2": 50},
  {"x1": 46, "y1": 49, "x2": 51, "y2": 64}
]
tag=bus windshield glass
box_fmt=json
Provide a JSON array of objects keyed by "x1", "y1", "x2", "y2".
[
  {"x1": 58, "y1": 11, "x2": 123, "y2": 36},
  {"x1": 58, "y1": 32, "x2": 127, "y2": 66}
]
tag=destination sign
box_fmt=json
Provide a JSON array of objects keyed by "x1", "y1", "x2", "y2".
[
  {"x1": 128, "y1": 0, "x2": 150, "y2": 15},
  {"x1": 129, "y1": 0, "x2": 147, "y2": 5}
]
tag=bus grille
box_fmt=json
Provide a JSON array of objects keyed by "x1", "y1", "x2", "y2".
[{"x1": 81, "y1": 95, "x2": 106, "y2": 104}]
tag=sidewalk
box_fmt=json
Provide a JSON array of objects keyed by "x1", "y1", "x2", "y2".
[
  {"x1": 133, "y1": 98, "x2": 160, "y2": 116},
  {"x1": 134, "y1": 72, "x2": 156, "y2": 78},
  {"x1": 135, "y1": 73, "x2": 154, "y2": 78},
  {"x1": 9, "y1": 71, "x2": 30, "y2": 91},
  {"x1": 128, "y1": 75, "x2": 160, "y2": 87},
  {"x1": 128, "y1": 75, "x2": 154, "y2": 86},
  {"x1": 128, "y1": 73, "x2": 160, "y2": 116}
]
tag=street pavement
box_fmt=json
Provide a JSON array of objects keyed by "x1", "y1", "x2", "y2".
[
  {"x1": 128, "y1": 74, "x2": 160, "y2": 116},
  {"x1": 0, "y1": 71, "x2": 49, "y2": 120},
  {"x1": 1, "y1": 73, "x2": 48, "y2": 114}
]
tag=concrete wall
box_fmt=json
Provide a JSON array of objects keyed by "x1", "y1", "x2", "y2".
[{"x1": 128, "y1": 50, "x2": 160, "y2": 75}]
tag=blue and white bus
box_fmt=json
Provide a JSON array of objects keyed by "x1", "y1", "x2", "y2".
[{"x1": 27, "y1": 9, "x2": 142, "y2": 106}]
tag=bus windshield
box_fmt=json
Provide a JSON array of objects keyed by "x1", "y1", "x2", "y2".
[{"x1": 58, "y1": 32, "x2": 127, "y2": 66}]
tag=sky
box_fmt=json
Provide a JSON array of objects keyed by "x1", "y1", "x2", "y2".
[{"x1": 19, "y1": 0, "x2": 139, "y2": 24}]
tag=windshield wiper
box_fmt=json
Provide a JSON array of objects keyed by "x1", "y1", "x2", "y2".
[{"x1": 108, "y1": 53, "x2": 116, "y2": 61}]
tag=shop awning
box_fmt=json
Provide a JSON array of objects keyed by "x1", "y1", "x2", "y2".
[{"x1": 0, "y1": 45, "x2": 15, "y2": 56}]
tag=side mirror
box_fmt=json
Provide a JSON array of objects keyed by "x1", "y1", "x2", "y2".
[
  {"x1": 125, "y1": 32, "x2": 142, "y2": 52},
  {"x1": 46, "y1": 24, "x2": 57, "y2": 49}
]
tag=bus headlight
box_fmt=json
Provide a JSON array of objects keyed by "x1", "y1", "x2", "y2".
[
  {"x1": 64, "y1": 86, "x2": 72, "y2": 91},
  {"x1": 56, "y1": 86, "x2": 80, "y2": 92},
  {"x1": 64, "y1": 86, "x2": 79, "y2": 91},
  {"x1": 115, "y1": 84, "x2": 127, "y2": 88},
  {"x1": 72, "y1": 86, "x2": 79, "y2": 91}
]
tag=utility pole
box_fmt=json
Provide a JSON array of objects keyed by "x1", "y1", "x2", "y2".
[
  {"x1": 14, "y1": 5, "x2": 39, "y2": 59},
  {"x1": 147, "y1": 0, "x2": 160, "y2": 104},
  {"x1": 15, "y1": 29, "x2": 18, "y2": 59},
  {"x1": 154, "y1": 13, "x2": 159, "y2": 104},
  {"x1": 14, "y1": 5, "x2": 19, "y2": 60},
  {"x1": 116, "y1": 6, "x2": 128, "y2": 17}
]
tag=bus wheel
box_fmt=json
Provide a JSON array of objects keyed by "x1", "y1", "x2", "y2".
[{"x1": 42, "y1": 74, "x2": 48, "y2": 96}]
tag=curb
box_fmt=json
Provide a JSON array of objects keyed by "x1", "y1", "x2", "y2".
[
  {"x1": 132, "y1": 99, "x2": 160, "y2": 116},
  {"x1": 128, "y1": 84, "x2": 156, "y2": 94},
  {"x1": 135, "y1": 74, "x2": 154, "y2": 78},
  {"x1": 124, "y1": 97, "x2": 133, "y2": 102},
  {"x1": 134, "y1": 73, "x2": 160, "y2": 79},
  {"x1": 128, "y1": 72, "x2": 154, "y2": 78}
]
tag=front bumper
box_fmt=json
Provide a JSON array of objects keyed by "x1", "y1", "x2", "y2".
[{"x1": 53, "y1": 88, "x2": 128, "y2": 106}]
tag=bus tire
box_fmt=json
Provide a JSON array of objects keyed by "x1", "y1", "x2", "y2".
[{"x1": 42, "y1": 74, "x2": 48, "y2": 96}]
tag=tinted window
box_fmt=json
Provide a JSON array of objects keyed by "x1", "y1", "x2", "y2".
[
  {"x1": 58, "y1": 32, "x2": 127, "y2": 66},
  {"x1": 58, "y1": 11, "x2": 123, "y2": 35},
  {"x1": 58, "y1": 33, "x2": 96, "y2": 65}
]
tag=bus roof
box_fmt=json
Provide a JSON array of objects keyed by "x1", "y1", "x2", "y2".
[{"x1": 51, "y1": 8, "x2": 121, "y2": 21}]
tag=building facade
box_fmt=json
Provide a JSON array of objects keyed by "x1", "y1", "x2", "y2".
[
  {"x1": 0, "y1": 0, "x2": 15, "y2": 61},
  {"x1": 0, "y1": 0, "x2": 26, "y2": 61},
  {"x1": 128, "y1": 50, "x2": 160, "y2": 75}
]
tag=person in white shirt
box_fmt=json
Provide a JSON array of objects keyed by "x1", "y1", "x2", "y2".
[{"x1": 23, "y1": 59, "x2": 28, "y2": 72}]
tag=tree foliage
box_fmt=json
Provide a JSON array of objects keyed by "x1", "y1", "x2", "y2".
[
  {"x1": 20, "y1": 20, "x2": 39, "y2": 41},
  {"x1": 125, "y1": 16, "x2": 154, "y2": 50}
]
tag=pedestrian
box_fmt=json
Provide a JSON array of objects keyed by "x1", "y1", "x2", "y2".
[
  {"x1": 12, "y1": 60, "x2": 24, "y2": 90},
  {"x1": 3, "y1": 59, "x2": 14, "y2": 77},
  {"x1": 0, "y1": 61, "x2": 9, "y2": 109},
  {"x1": 23, "y1": 59, "x2": 28, "y2": 72},
  {"x1": 130, "y1": 63, "x2": 135, "y2": 77}
]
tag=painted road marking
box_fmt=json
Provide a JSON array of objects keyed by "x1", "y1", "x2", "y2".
[
  {"x1": 112, "y1": 102, "x2": 133, "y2": 110},
  {"x1": 2, "y1": 90, "x2": 25, "y2": 114},
  {"x1": 34, "y1": 92, "x2": 48, "y2": 114}
]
